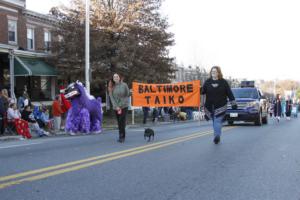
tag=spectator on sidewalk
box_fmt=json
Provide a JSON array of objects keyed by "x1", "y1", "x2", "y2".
[
  {"x1": 152, "y1": 107, "x2": 159, "y2": 123},
  {"x1": 0, "y1": 93, "x2": 5, "y2": 135},
  {"x1": 7, "y1": 103, "x2": 21, "y2": 121},
  {"x1": 1, "y1": 89, "x2": 10, "y2": 110},
  {"x1": 185, "y1": 107, "x2": 194, "y2": 120},
  {"x1": 40, "y1": 105, "x2": 51, "y2": 127},
  {"x1": 0, "y1": 89, "x2": 10, "y2": 133},
  {"x1": 52, "y1": 95, "x2": 63, "y2": 133},
  {"x1": 142, "y1": 107, "x2": 150, "y2": 124},
  {"x1": 59, "y1": 85, "x2": 71, "y2": 130},
  {"x1": 22, "y1": 105, "x2": 49, "y2": 137},
  {"x1": 17, "y1": 90, "x2": 31, "y2": 112},
  {"x1": 33, "y1": 105, "x2": 45, "y2": 128},
  {"x1": 7, "y1": 103, "x2": 21, "y2": 133}
]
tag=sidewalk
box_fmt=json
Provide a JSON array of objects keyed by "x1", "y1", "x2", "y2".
[{"x1": 0, "y1": 119, "x2": 207, "y2": 142}]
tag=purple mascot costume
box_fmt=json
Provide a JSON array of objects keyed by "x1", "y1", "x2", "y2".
[{"x1": 65, "y1": 81, "x2": 102, "y2": 134}]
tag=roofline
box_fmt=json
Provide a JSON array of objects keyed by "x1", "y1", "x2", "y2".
[
  {"x1": 14, "y1": 49, "x2": 49, "y2": 58},
  {"x1": 0, "y1": 44, "x2": 50, "y2": 58},
  {"x1": 1, "y1": 0, "x2": 25, "y2": 9},
  {"x1": 24, "y1": 10, "x2": 58, "y2": 24}
]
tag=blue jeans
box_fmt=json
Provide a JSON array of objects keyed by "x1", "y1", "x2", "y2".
[
  {"x1": 212, "y1": 115, "x2": 224, "y2": 137},
  {"x1": 186, "y1": 109, "x2": 193, "y2": 120}
]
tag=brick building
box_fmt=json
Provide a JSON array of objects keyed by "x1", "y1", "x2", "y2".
[{"x1": 0, "y1": 0, "x2": 57, "y2": 102}]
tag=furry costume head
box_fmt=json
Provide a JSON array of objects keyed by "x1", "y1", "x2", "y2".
[{"x1": 65, "y1": 82, "x2": 81, "y2": 99}]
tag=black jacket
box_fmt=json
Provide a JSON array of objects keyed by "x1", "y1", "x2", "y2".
[
  {"x1": 201, "y1": 78, "x2": 236, "y2": 119},
  {"x1": 273, "y1": 99, "x2": 282, "y2": 117},
  {"x1": 0, "y1": 98, "x2": 4, "y2": 117},
  {"x1": 21, "y1": 110, "x2": 36, "y2": 123}
]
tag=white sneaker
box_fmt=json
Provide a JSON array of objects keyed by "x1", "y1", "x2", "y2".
[{"x1": 44, "y1": 131, "x2": 50, "y2": 136}]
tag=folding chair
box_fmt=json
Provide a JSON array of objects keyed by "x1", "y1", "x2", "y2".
[{"x1": 6, "y1": 119, "x2": 16, "y2": 134}]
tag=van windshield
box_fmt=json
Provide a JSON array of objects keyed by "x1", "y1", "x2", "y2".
[{"x1": 232, "y1": 88, "x2": 259, "y2": 99}]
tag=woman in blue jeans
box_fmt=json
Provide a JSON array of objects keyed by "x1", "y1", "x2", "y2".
[{"x1": 201, "y1": 66, "x2": 237, "y2": 144}]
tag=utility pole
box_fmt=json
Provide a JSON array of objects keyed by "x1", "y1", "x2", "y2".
[
  {"x1": 8, "y1": 50, "x2": 15, "y2": 100},
  {"x1": 85, "y1": 0, "x2": 90, "y2": 93},
  {"x1": 273, "y1": 79, "x2": 276, "y2": 98}
]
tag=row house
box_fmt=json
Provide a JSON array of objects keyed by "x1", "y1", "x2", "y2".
[
  {"x1": 0, "y1": 0, "x2": 57, "y2": 102},
  {"x1": 173, "y1": 65, "x2": 209, "y2": 84}
]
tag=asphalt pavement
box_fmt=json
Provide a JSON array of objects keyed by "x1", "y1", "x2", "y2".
[{"x1": 0, "y1": 118, "x2": 300, "y2": 200}]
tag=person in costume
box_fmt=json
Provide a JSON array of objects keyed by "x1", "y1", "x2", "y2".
[{"x1": 64, "y1": 81, "x2": 102, "y2": 135}]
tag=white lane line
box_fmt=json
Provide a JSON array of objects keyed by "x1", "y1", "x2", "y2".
[
  {"x1": 129, "y1": 129, "x2": 145, "y2": 132},
  {"x1": 0, "y1": 142, "x2": 42, "y2": 149}
]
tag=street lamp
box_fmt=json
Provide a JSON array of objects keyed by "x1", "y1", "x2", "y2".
[{"x1": 85, "y1": 0, "x2": 90, "y2": 93}]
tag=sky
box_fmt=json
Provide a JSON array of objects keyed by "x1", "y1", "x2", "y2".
[{"x1": 26, "y1": 0, "x2": 300, "y2": 81}]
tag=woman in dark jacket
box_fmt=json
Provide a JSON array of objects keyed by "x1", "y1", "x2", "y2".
[
  {"x1": 201, "y1": 66, "x2": 237, "y2": 144},
  {"x1": 22, "y1": 105, "x2": 49, "y2": 137},
  {"x1": 0, "y1": 96, "x2": 4, "y2": 135},
  {"x1": 285, "y1": 96, "x2": 292, "y2": 120},
  {"x1": 273, "y1": 94, "x2": 282, "y2": 122}
]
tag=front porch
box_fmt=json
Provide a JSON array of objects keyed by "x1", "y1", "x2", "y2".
[{"x1": 0, "y1": 45, "x2": 57, "y2": 102}]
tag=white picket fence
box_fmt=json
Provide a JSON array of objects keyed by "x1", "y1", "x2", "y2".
[{"x1": 192, "y1": 111, "x2": 205, "y2": 121}]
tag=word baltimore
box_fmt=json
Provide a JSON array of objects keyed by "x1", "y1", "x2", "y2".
[{"x1": 138, "y1": 84, "x2": 194, "y2": 105}]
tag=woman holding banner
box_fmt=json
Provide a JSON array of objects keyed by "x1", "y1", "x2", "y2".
[
  {"x1": 108, "y1": 73, "x2": 130, "y2": 143},
  {"x1": 201, "y1": 66, "x2": 237, "y2": 144}
]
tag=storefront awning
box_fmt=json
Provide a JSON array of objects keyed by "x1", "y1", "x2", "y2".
[{"x1": 14, "y1": 56, "x2": 57, "y2": 76}]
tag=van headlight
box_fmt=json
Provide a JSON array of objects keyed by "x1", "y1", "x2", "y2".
[{"x1": 247, "y1": 101, "x2": 259, "y2": 109}]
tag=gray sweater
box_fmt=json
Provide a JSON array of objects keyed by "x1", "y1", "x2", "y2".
[{"x1": 109, "y1": 82, "x2": 130, "y2": 110}]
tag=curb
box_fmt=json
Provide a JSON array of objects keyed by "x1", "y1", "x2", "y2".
[
  {"x1": 0, "y1": 135, "x2": 24, "y2": 142},
  {"x1": 0, "y1": 120, "x2": 208, "y2": 142}
]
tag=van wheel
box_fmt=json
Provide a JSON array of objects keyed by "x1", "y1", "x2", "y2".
[{"x1": 255, "y1": 112, "x2": 262, "y2": 126}]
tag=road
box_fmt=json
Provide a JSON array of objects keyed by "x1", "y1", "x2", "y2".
[{"x1": 0, "y1": 118, "x2": 300, "y2": 200}]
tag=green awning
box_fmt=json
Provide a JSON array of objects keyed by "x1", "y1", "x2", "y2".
[{"x1": 14, "y1": 56, "x2": 57, "y2": 76}]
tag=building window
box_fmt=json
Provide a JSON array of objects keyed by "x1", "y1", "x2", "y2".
[
  {"x1": 32, "y1": 76, "x2": 51, "y2": 100},
  {"x1": 27, "y1": 28, "x2": 34, "y2": 50},
  {"x1": 40, "y1": 76, "x2": 51, "y2": 99},
  {"x1": 44, "y1": 31, "x2": 51, "y2": 51},
  {"x1": 8, "y1": 20, "x2": 17, "y2": 44}
]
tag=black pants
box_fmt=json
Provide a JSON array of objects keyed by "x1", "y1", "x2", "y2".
[
  {"x1": 143, "y1": 110, "x2": 149, "y2": 124},
  {"x1": 115, "y1": 107, "x2": 128, "y2": 139}
]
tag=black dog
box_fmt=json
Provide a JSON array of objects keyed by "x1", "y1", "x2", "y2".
[{"x1": 144, "y1": 128, "x2": 155, "y2": 142}]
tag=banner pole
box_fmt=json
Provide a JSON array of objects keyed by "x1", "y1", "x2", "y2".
[
  {"x1": 199, "y1": 80, "x2": 201, "y2": 124},
  {"x1": 199, "y1": 106, "x2": 201, "y2": 124},
  {"x1": 132, "y1": 108, "x2": 135, "y2": 125}
]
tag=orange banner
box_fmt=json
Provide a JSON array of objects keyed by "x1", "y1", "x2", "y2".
[{"x1": 132, "y1": 80, "x2": 200, "y2": 107}]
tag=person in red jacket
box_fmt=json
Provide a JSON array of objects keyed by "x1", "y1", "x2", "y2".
[
  {"x1": 59, "y1": 86, "x2": 71, "y2": 112},
  {"x1": 52, "y1": 95, "x2": 63, "y2": 133},
  {"x1": 59, "y1": 86, "x2": 71, "y2": 130}
]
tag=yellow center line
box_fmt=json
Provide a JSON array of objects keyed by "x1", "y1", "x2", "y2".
[
  {"x1": 0, "y1": 130, "x2": 212, "y2": 182},
  {"x1": 0, "y1": 127, "x2": 235, "y2": 189},
  {"x1": 0, "y1": 133, "x2": 210, "y2": 189}
]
